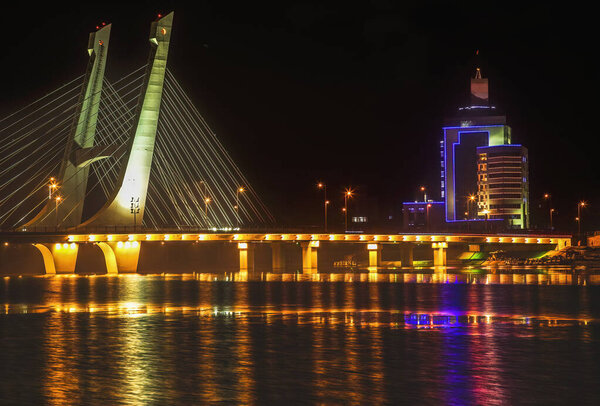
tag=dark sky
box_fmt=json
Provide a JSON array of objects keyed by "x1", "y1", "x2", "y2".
[{"x1": 2, "y1": 1, "x2": 599, "y2": 230}]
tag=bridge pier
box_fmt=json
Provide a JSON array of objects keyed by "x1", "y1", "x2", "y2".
[
  {"x1": 300, "y1": 241, "x2": 318, "y2": 273},
  {"x1": 32, "y1": 243, "x2": 80, "y2": 274},
  {"x1": 401, "y1": 244, "x2": 414, "y2": 267},
  {"x1": 238, "y1": 242, "x2": 255, "y2": 271},
  {"x1": 432, "y1": 242, "x2": 447, "y2": 267},
  {"x1": 95, "y1": 243, "x2": 119, "y2": 274},
  {"x1": 32, "y1": 244, "x2": 56, "y2": 274},
  {"x1": 271, "y1": 242, "x2": 284, "y2": 271},
  {"x1": 367, "y1": 243, "x2": 381, "y2": 272}
]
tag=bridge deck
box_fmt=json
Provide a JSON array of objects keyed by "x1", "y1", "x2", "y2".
[{"x1": 1, "y1": 232, "x2": 571, "y2": 246}]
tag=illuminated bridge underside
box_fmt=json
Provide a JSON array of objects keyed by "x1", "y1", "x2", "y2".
[
  {"x1": 60, "y1": 232, "x2": 570, "y2": 246},
  {"x1": 0, "y1": 232, "x2": 570, "y2": 275}
]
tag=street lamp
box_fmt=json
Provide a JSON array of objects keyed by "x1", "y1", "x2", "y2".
[
  {"x1": 577, "y1": 201, "x2": 586, "y2": 237},
  {"x1": 420, "y1": 186, "x2": 427, "y2": 202},
  {"x1": 130, "y1": 197, "x2": 140, "y2": 232},
  {"x1": 426, "y1": 203, "x2": 432, "y2": 231},
  {"x1": 236, "y1": 187, "x2": 245, "y2": 227},
  {"x1": 544, "y1": 193, "x2": 552, "y2": 229},
  {"x1": 48, "y1": 177, "x2": 57, "y2": 200},
  {"x1": 318, "y1": 182, "x2": 328, "y2": 231},
  {"x1": 344, "y1": 188, "x2": 354, "y2": 231},
  {"x1": 54, "y1": 195, "x2": 62, "y2": 229},
  {"x1": 467, "y1": 194, "x2": 476, "y2": 219},
  {"x1": 205, "y1": 197, "x2": 211, "y2": 219},
  {"x1": 550, "y1": 208, "x2": 555, "y2": 231}
]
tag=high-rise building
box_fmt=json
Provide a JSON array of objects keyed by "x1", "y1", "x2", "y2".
[
  {"x1": 441, "y1": 68, "x2": 529, "y2": 229},
  {"x1": 476, "y1": 145, "x2": 529, "y2": 228}
]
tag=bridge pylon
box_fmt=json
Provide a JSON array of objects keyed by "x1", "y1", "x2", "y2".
[
  {"x1": 79, "y1": 12, "x2": 174, "y2": 230},
  {"x1": 24, "y1": 24, "x2": 112, "y2": 229}
]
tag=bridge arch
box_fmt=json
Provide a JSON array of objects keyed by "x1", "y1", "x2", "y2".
[
  {"x1": 32, "y1": 244, "x2": 56, "y2": 275},
  {"x1": 95, "y1": 242, "x2": 119, "y2": 275}
]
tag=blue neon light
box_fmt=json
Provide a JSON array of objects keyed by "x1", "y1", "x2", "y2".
[
  {"x1": 447, "y1": 130, "x2": 490, "y2": 222},
  {"x1": 442, "y1": 124, "x2": 504, "y2": 130},
  {"x1": 477, "y1": 144, "x2": 522, "y2": 149},
  {"x1": 403, "y1": 201, "x2": 444, "y2": 205}
]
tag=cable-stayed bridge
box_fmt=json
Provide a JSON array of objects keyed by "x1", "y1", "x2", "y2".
[
  {"x1": 0, "y1": 13, "x2": 570, "y2": 274},
  {"x1": 0, "y1": 13, "x2": 273, "y2": 233}
]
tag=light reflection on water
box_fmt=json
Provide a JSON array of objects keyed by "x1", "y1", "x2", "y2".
[{"x1": 1, "y1": 271, "x2": 600, "y2": 404}]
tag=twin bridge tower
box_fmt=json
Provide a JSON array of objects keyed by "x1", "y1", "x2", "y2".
[{"x1": 25, "y1": 13, "x2": 173, "y2": 230}]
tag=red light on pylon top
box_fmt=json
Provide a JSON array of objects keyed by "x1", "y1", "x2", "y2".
[
  {"x1": 96, "y1": 26, "x2": 99, "y2": 29},
  {"x1": 158, "y1": 13, "x2": 162, "y2": 18},
  {"x1": 102, "y1": 22, "x2": 106, "y2": 26}
]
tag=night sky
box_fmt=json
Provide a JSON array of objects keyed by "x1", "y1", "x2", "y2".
[{"x1": 2, "y1": 1, "x2": 598, "y2": 230}]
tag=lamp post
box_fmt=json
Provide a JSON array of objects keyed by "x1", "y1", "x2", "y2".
[
  {"x1": 578, "y1": 201, "x2": 586, "y2": 239},
  {"x1": 420, "y1": 186, "x2": 427, "y2": 202},
  {"x1": 130, "y1": 197, "x2": 140, "y2": 232},
  {"x1": 550, "y1": 208, "x2": 555, "y2": 231},
  {"x1": 468, "y1": 194, "x2": 476, "y2": 219},
  {"x1": 48, "y1": 177, "x2": 57, "y2": 200},
  {"x1": 55, "y1": 195, "x2": 62, "y2": 229},
  {"x1": 544, "y1": 193, "x2": 551, "y2": 229},
  {"x1": 344, "y1": 188, "x2": 353, "y2": 231},
  {"x1": 236, "y1": 187, "x2": 245, "y2": 228},
  {"x1": 318, "y1": 182, "x2": 328, "y2": 231},
  {"x1": 205, "y1": 197, "x2": 211, "y2": 217},
  {"x1": 426, "y1": 203, "x2": 432, "y2": 231}
]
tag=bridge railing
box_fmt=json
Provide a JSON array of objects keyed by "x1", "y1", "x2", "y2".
[{"x1": 1, "y1": 224, "x2": 571, "y2": 238}]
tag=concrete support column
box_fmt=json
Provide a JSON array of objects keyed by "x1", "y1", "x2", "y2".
[
  {"x1": 36, "y1": 242, "x2": 79, "y2": 274},
  {"x1": 300, "y1": 241, "x2": 318, "y2": 273},
  {"x1": 271, "y1": 242, "x2": 284, "y2": 271},
  {"x1": 238, "y1": 242, "x2": 255, "y2": 271},
  {"x1": 32, "y1": 244, "x2": 57, "y2": 274},
  {"x1": 432, "y1": 242, "x2": 447, "y2": 267},
  {"x1": 401, "y1": 244, "x2": 414, "y2": 267},
  {"x1": 108, "y1": 241, "x2": 141, "y2": 273},
  {"x1": 367, "y1": 243, "x2": 381, "y2": 272},
  {"x1": 96, "y1": 242, "x2": 119, "y2": 274}
]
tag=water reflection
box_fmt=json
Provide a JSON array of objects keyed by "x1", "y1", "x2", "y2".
[{"x1": 2, "y1": 272, "x2": 600, "y2": 404}]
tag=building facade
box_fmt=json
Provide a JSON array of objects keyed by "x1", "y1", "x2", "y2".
[{"x1": 476, "y1": 145, "x2": 529, "y2": 229}]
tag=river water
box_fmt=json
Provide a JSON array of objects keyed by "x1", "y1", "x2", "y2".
[{"x1": 1, "y1": 269, "x2": 600, "y2": 405}]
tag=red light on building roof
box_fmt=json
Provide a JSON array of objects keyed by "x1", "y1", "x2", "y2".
[
  {"x1": 158, "y1": 14, "x2": 162, "y2": 18},
  {"x1": 102, "y1": 22, "x2": 106, "y2": 26},
  {"x1": 96, "y1": 26, "x2": 99, "y2": 29}
]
